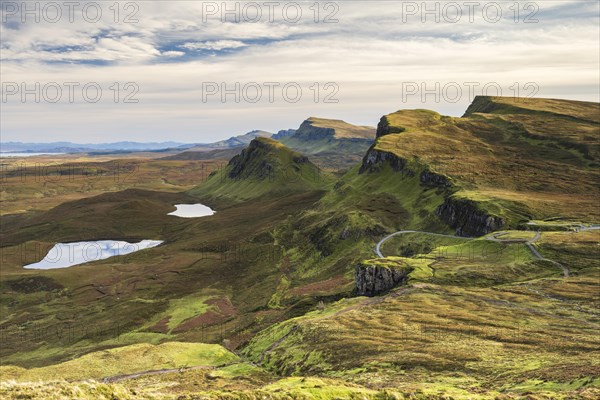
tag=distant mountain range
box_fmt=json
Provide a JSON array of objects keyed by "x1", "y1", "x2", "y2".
[
  {"x1": 187, "y1": 130, "x2": 274, "y2": 151},
  {"x1": 0, "y1": 141, "x2": 195, "y2": 153},
  {"x1": 2, "y1": 118, "x2": 375, "y2": 165},
  {"x1": 165, "y1": 118, "x2": 376, "y2": 170},
  {"x1": 1, "y1": 130, "x2": 299, "y2": 154}
]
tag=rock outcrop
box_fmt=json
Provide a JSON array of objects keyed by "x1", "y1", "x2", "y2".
[
  {"x1": 271, "y1": 129, "x2": 296, "y2": 140},
  {"x1": 296, "y1": 120, "x2": 336, "y2": 140},
  {"x1": 358, "y1": 147, "x2": 412, "y2": 175},
  {"x1": 228, "y1": 139, "x2": 274, "y2": 180},
  {"x1": 376, "y1": 116, "x2": 405, "y2": 138},
  {"x1": 227, "y1": 137, "x2": 299, "y2": 180},
  {"x1": 355, "y1": 262, "x2": 412, "y2": 297},
  {"x1": 420, "y1": 170, "x2": 452, "y2": 189},
  {"x1": 358, "y1": 145, "x2": 504, "y2": 236},
  {"x1": 436, "y1": 196, "x2": 505, "y2": 237},
  {"x1": 294, "y1": 117, "x2": 375, "y2": 141}
]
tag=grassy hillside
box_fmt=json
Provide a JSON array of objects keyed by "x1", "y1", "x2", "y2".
[
  {"x1": 373, "y1": 96, "x2": 599, "y2": 227},
  {"x1": 243, "y1": 228, "x2": 600, "y2": 399},
  {"x1": 1, "y1": 97, "x2": 599, "y2": 399},
  {"x1": 0, "y1": 188, "x2": 327, "y2": 368},
  {"x1": 1, "y1": 342, "x2": 236, "y2": 381},
  {"x1": 190, "y1": 137, "x2": 331, "y2": 201},
  {"x1": 0, "y1": 140, "x2": 335, "y2": 369}
]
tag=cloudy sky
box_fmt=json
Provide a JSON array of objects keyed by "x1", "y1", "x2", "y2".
[{"x1": 1, "y1": 0, "x2": 599, "y2": 143}]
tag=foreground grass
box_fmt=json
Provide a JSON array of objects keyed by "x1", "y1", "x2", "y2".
[
  {"x1": 2, "y1": 376, "x2": 599, "y2": 399},
  {"x1": 1, "y1": 342, "x2": 237, "y2": 382}
]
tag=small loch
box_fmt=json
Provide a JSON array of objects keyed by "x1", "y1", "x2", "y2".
[
  {"x1": 167, "y1": 204, "x2": 215, "y2": 218},
  {"x1": 24, "y1": 240, "x2": 163, "y2": 269}
]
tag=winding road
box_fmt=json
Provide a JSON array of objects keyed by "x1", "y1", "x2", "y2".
[
  {"x1": 374, "y1": 228, "x2": 575, "y2": 277},
  {"x1": 374, "y1": 230, "x2": 470, "y2": 258}
]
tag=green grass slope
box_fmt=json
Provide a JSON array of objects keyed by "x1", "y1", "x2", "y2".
[
  {"x1": 243, "y1": 228, "x2": 600, "y2": 399},
  {"x1": 325, "y1": 96, "x2": 599, "y2": 238},
  {"x1": 1, "y1": 342, "x2": 237, "y2": 382},
  {"x1": 380, "y1": 96, "x2": 598, "y2": 225},
  {"x1": 190, "y1": 137, "x2": 331, "y2": 201}
]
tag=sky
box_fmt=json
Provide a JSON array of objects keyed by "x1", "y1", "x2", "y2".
[{"x1": 1, "y1": 0, "x2": 599, "y2": 143}]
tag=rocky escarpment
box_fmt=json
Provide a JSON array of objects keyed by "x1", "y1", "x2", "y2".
[
  {"x1": 359, "y1": 145, "x2": 503, "y2": 236},
  {"x1": 420, "y1": 170, "x2": 452, "y2": 189},
  {"x1": 271, "y1": 129, "x2": 296, "y2": 140},
  {"x1": 462, "y1": 96, "x2": 505, "y2": 116},
  {"x1": 355, "y1": 261, "x2": 412, "y2": 296},
  {"x1": 436, "y1": 196, "x2": 505, "y2": 237},
  {"x1": 376, "y1": 116, "x2": 406, "y2": 138},
  {"x1": 358, "y1": 147, "x2": 412, "y2": 174},
  {"x1": 227, "y1": 137, "x2": 295, "y2": 180},
  {"x1": 296, "y1": 120, "x2": 336, "y2": 140},
  {"x1": 359, "y1": 147, "x2": 455, "y2": 190},
  {"x1": 228, "y1": 143, "x2": 272, "y2": 180},
  {"x1": 463, "y1": 95, "x2": 544, "y2": 117},
  {"x1": 294, "y1": 117, "x2": 375, "y2": 141}
]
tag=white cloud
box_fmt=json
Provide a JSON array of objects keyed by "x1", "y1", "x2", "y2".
[
  {"x1": 161, "y1": 51, "x2": 185, "y2": 58},
  {"x1": 181, "y1": 40, "x2": 247, "y2": 51},
  {"x1": 0, "y1": 1, "x2": 598, "y2": 142}
]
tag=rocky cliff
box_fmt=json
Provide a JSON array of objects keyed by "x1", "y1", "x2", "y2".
[
  {"x1": 376, "y1": 116, "x2": 406, "y2": 138},
  {"x1": 355, "y1": 261, "x2": 412, "y2": 296},
  {"x1": 420, "y1": 170, "x2": 452, "y2": 189},
  {"x1": 436, "y1": 196, "x2": 505, "y2": 237},
  {"x1": 294, "y1": 117, "x2": 375, "y2": 141},
  {"x1": 296, "y1": 120, "x2": 335, "y2": 140},
  {"x1": 358, "y1": 147, "x2": 412, "y2": 174},
  {"x1": 226, "y1": 137, "x2": 311, "y2": 181},
  {"x1": 271, "y1": 129, "x2": 296, "y2": 140},
  {"x1": 358, "y1": 145, "x2": 503, "y2": 236},
  {"x1": 228, "y1": 138, "x2": 276, "y2": 180}
]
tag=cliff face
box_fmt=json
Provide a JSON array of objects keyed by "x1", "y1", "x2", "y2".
[
  {"x1": 420, "y1": 170, "x2": 452, "y2": 189},
  {"x1": 358, "y1": 146, "x2": 504, "y2": 236},
  {"x1": 359, "y1": 147, "x2": 453, "y2": 189},
  {"x1": 295, "y1": 120, "x2": 336, "y2": 140},
  {"x1": 294, "y1": 117, "x2": 375, "y2": 141},
  {"x1": 271, "y1": 129, "x2": 296, "y2": 140},
  {"x1": 462, "y1": 96, "x2": 503, "y2": 116},
  {"x1": 436, "y1": 197, "x2": 505, "y2": 237},
  {"x1": 358, "y1": 147, "x2": 411, "y2": 174},
  {"x1": 228, "y1": 138, "x2": 275, "y2": 180},
  {"x1": 376, "y1": 116, "x2": 405, "y2": 138},
  {"x1": 355, "y1": 263, "x2": 412, "y2": 296},
  {"x1": 226, "y1": 137, "x2": 310, "y2": 181}
]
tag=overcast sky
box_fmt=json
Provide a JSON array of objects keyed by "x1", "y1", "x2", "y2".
[{"x1": 1, "y1": 0, "x2": 599, "y2": 143}]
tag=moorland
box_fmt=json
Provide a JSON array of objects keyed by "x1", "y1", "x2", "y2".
[{"x1": 1, "y1": 96, "x2": 599, "y2": 399}]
